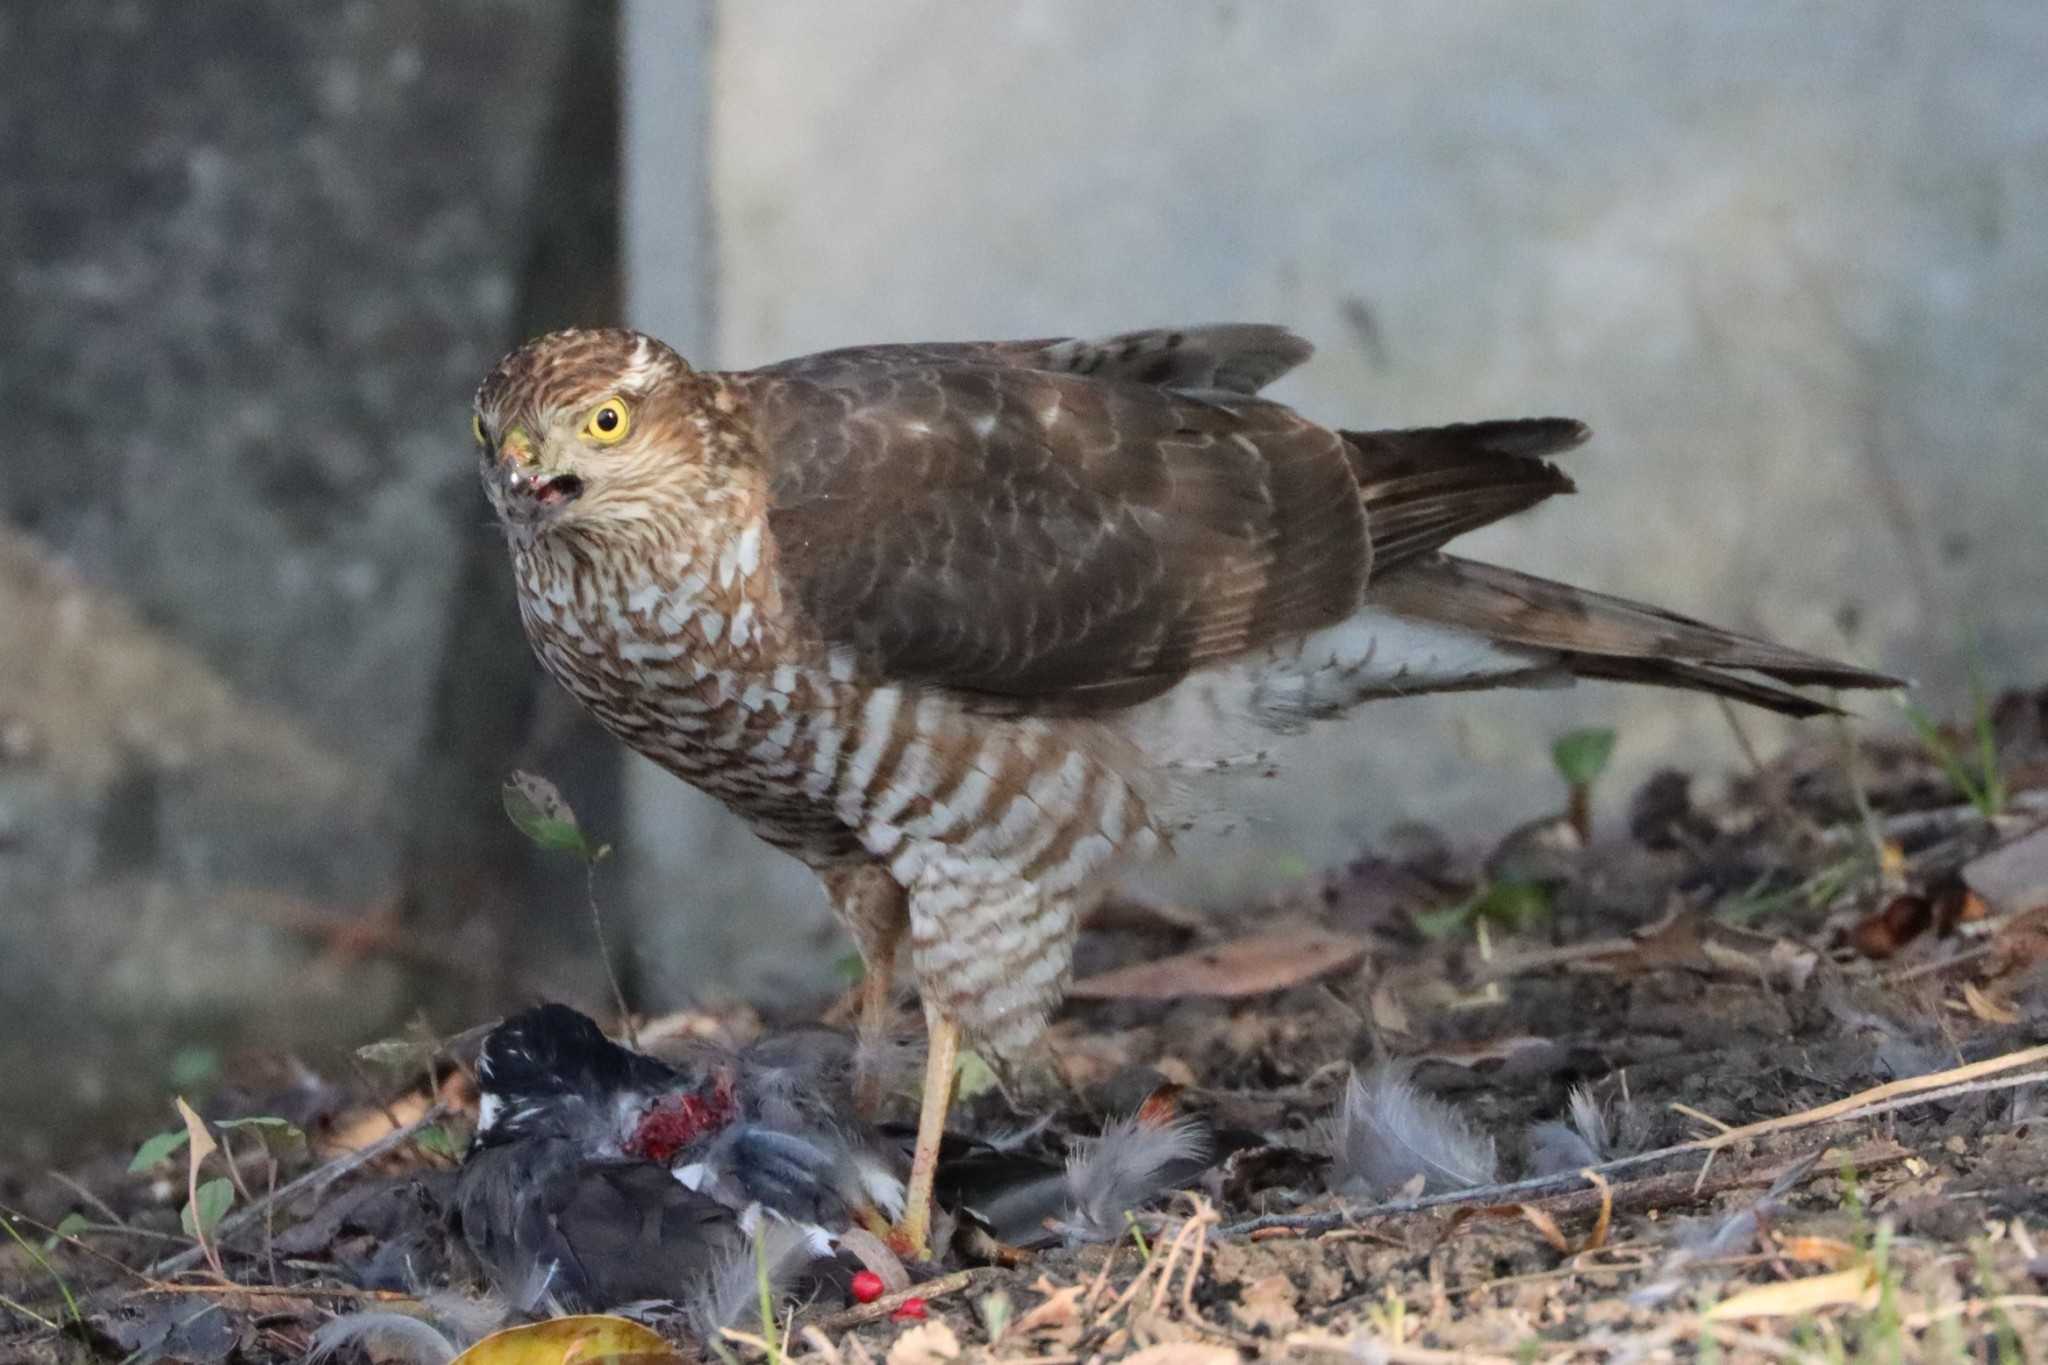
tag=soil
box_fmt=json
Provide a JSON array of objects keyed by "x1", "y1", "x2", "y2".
[{"x1": 4, "y1": 687, "x2": 2047, "y2": 1363}]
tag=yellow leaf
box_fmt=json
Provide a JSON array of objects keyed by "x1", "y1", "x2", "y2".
[
  {"x1": 1706, "y1": 1265, "x2": 1878, "y2": 1321},
  {"x1": 448, "y1": 1315, "x2": 680, "y2": 1365},
  {"x1": 175, "y1": 1097, "x2": 218, "y2": 1167}
]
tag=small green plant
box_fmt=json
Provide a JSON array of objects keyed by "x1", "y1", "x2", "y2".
[
  {"x1": 0, "y1": 1209, "x2": 81, "y2": 1332},
  {"x1": 1899, "y1": 681, "x2": 2006, "y2": 819},
  {"x1": 503, "y1": 770, "x2": 634, "y2": 1040},
  {"x1": 754, "y1": 1227, "x2": 784, "y2": 1365},
  {"x1": 1551, "y1": 726, "x2": 1617, "y2": 843},
  {"x1": 1124, "y1": 1209, "x2": 1151, "y2": 1261},
  {"x1": 1413, "y1": 879, "x2": 1551, "y2": 941}
]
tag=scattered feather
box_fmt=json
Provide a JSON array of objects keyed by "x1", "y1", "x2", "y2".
[
  {"x1": 1054, "y1": 1115, "x2": 1212, "y2": 1243},
  {"x1": 1527, "y1": 1085, "x2": 1609, "y2": 1176},
  {"x1": 685, "y1": 1218, "x2": 812, "y2": 1340},
  {"x1": 1328, "y1": 1065, "x2": 1497, "y2": 1198},
  {"x1": 306, "y1": 1313, "x2": 458, "y2": 1365}
]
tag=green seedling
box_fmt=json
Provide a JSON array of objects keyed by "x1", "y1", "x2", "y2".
[
  {"x1": 503, "y1": 770, "x2": 634, "y2": 1041},
  {"x1": 1551, "y1": 726, "x2": 1616, "y2": 843},
  {"x1": 1899, "y1": 679, "x2": 2006, "y2": 820}
]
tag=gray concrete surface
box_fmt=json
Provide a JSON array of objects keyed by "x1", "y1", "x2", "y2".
[
  {"x1": 0, "y1": 1, "x2": 602, "y2": 1157},
  {"x1": 616, "y1": 0, "x2": 2048, "y2": 997}
]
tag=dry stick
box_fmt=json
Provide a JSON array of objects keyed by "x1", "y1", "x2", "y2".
[
  {"x1": 1220, "y1": 1047, "x2": 2048, "y2": 1237},
  {"x1": 799, "y1": 1269, "x2": 975, "y2": 1334},
  {"x1": 138, "y1": 1102, "x2": 449, "y2": 1281}
]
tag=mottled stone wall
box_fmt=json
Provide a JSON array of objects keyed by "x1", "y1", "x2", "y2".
[{"x1": 0, "y1": 1, "x2": 623, "y2": 1158}]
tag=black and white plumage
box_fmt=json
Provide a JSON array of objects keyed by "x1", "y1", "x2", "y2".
[{"x1": 455, "y1": 1005, "x2": 881, "y2": 1313}]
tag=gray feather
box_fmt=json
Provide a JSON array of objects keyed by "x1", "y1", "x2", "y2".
[
  {"x1": 1329, "y1": 1065, "x2": 1498, "y2": 1198},
  {"x1": 685, "y1": 1218, "x2": 812, "y2": 1341},
  {"x1": 1056, "y1": 1116, "x2": 1211, "y2": 1243},
  {"x1": 1527, "y1": 1084, "x2": 1609, "y2": 1176},
  {"x1": 305, "y1": 1313, "x2": 457, "y2": 1365}
]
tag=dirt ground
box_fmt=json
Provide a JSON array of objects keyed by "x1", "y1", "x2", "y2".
[{"x1": 4, "y1": 688, "x2": 2046, "y2": 1364}]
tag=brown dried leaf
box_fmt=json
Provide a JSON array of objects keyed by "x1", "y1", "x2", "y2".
[
  {"x1": 1517, "y1": 1204, "x2": 1570, "y2": 1254},
  {"x1": 883, "y1": 1321, "x2": 959, "y2": 1365},
  {"x1": 1581, "y1": 1169, "x2": 1612, "y2": 1253},
  {"x1": 1068, "y1": 926, "x2": 1366, "y2": 1000}
]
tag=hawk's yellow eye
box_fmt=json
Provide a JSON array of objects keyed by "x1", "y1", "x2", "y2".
[
  {"x1": 471, "y1": 413, "x2": 487, "y2": 447},
  {"x1": 583, "y1": 397, "x2": 631, "y2": 444}
]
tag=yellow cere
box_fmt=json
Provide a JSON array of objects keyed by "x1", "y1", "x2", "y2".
[
  {"x1": 583, "y1": 396, "x2": 631, "y2": 445},
  {"x1": 471, "y1": 413, "x2": 487, "y2": 447}
]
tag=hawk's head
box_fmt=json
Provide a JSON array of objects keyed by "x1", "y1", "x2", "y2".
[{"x1": 473, "y1": 328, "x2": 698, "y2": 539}]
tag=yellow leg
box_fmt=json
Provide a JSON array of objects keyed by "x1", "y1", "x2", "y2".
[
  {"x1": 893, "y1": 1008, "x2": 959, "y2": 1260},
  {"x1": 851, "y1": 950, "x2": 897, "y2": 1117}
]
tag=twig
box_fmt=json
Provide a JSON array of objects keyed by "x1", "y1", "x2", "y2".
[
  {"x1": 138, "y1": 1102, "x2": 448, "y2": 1280},
  {"x1": 799, "y1": 1270, "x2": 974, "y2": 1334}
]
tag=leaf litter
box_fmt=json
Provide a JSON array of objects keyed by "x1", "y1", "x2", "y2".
[{"x1": 5, "y1": 689, "x2": 2048, "y2": 1361}]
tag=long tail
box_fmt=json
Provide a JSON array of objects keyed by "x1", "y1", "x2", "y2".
[{"x1": 1366, "y1": 555, "x2": 1902, "y2": 718}]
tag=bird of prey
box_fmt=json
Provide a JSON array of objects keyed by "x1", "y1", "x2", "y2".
[{"x1": 473, "y1": 322, "x2": 1897, "y2": 1250}]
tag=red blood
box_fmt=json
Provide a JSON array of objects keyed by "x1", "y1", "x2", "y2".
[
  {"x1": 849, "y1": 1270, "x2": 885, "y2": 1304},
  {"x1": 889, "y1": 1297, "x2": 927, "y2": 1322},
  {"x1": 624, "y1": 1080, "x2": 737, "y2": 1164}
]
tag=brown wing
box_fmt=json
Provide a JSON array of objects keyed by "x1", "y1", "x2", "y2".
[
  {"x1": 743, "y1": 338, "x2": 1367, "y2": 708},
  {"x1": 753, "y1": 323, "x2": 1313, "y2": 396}
]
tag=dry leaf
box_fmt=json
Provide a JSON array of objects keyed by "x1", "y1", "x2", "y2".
[
  {"x1": 1011, "y1": 1277, "x2": 1086, "y2": 1348},
  {"x1": 1582, "y1": 1169, "x2": 1612, "y2": 1252},
  {"x1": 1069, "y1": 925, "x2": 1366, "y2": 1000},
  {"x1": 883, "y1": 1320, "x2": 960, "y2": 1365},
  {"x1": 448, "y1": 1315, "x2": 678, "y2": 1365},
  {"x1": 1706, "y1": 1265, "x2": 1878, "y2": 1321},
  {"x1": 175, "y1": 1097, "x2": 218, "y2": 1167},
  {"x1": 1228, "y1": 1273, "x2": 1302, "y2": 1333},
  {"x1": 1517, "y1": 1204, "x2": 1570, "y2": 1254},
  {"x1": 1775, "y1": 1235, "x2": 1860, "y2": 1268},
  {"x1": 1961, "y1": 982, "x2": 2020, "y2": 1024}
]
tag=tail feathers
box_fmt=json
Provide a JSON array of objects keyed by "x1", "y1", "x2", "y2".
[
  {"x1": 1368, "y1": 556, "x2": 1901, "y2": 718},
  {"x1": 1344, "y1": 420, "x2": 1585, "y2": 574}
]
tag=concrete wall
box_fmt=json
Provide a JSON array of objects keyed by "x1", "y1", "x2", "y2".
[{"x1": 617, "y1": 0, "x2": 2048, "y2": 993}]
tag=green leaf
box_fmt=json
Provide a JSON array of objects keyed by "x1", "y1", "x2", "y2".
[
  {"x1": 216, "y1": 1115, "x2": 304, "y2": 1149},
  {"x1": 1411, "y1": 900, "x2": 1477, "y2": 941},
  {"x1": 1473, "y1": 880, "x2": 1551, "y2": 932},
  {"x1": 954, "y1": 1049, "x2": 1000, "y2": 1100},
  {"x1": 832, "y1": 951, "x2": 867, "y2": 985},
  {"x1": 180, "y1": 1178, "x2": 234, "y2": 1238},
  {"x1": 503, "y1": 770, "x2": 599, "y2": 859},
  {"x1": 129, "y1": 1129, "x2": 189, "y2": 1173},
  {"x1": 413, "y1": 1123, "x2": 461, "y2": 1160},
  {"x1": 43, "y1": 1212, "x2": 92, "y2": 1251},
  {"x1": 1551, "y1": 728, "x2": 1617, "y2": 789}
]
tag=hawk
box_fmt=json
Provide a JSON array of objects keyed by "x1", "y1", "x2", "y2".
[{"x1": 474, "y1": 323, "x2": 1895, "y2": 1249}]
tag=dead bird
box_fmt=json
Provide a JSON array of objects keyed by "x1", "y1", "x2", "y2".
[{"x1": 453, "y1": 1004, "x2": 870, "y2": 1313}]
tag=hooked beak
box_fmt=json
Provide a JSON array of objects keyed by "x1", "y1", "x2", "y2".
[{"x1": 487, "y1": 427, "x2": 584, "y2": 521}]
